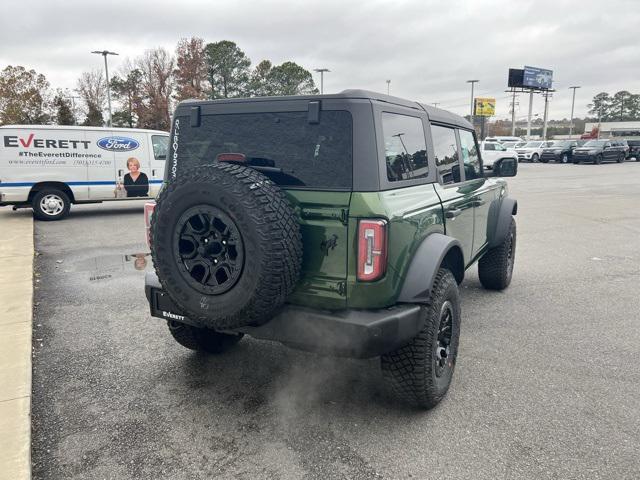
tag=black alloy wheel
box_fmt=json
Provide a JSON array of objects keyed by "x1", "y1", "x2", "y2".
[
  {"x1": 435, "y1": 301, "x2": 454, "y2": 379},
  {"x1": 174, "y1": 206, "x2": 244, "y2": 295}
]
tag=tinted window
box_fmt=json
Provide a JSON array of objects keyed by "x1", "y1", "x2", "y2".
[
  {"x1": 152, "y1": 135, "x2": 168, "y2": 160},
  {"x1": 431, "y1": 125, "x2": 460, "y2": 184},
  {"x1": 484, "y1": 143, "x2": 496, "y2": 151},
  {"x1": 381, "y1": 113, "x2": 429, "y2": 182},
  {"x1": 459, "y1": 129, "x2": 482, "y2": 180},
  {"x1": 174, "y1": 111, "x2": 352, "y2": 189}
]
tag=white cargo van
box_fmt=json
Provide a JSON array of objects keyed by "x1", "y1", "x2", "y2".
[{"x1": 0, "y1": 125, "x2": 169, "y2": 220}]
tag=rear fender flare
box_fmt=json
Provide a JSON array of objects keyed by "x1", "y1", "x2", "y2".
[{"x1": 397, "y1": 233, "x2": 464, "y2": 304}]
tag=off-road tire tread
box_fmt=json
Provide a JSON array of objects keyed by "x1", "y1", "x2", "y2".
[
  {"x1": 151, "y1": 163, "x2": 302, "y2": 329},
  {"x1": 381, "y1": 269, "x2": 460, "y2": 409},
  {"x1": 478, "y1": 218, "x2": 516, "y2": 290},
  {"x1": 167, "y1": 321, "x2": 243, "y2": 353}
]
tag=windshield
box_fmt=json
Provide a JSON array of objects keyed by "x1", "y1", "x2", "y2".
[
  {"x1": 583, "y1": 140, "x2": 607, "y2": 147},
  {"x1": 550, "y1": 141, "x2": 570, "y2": 148},
  {"x1": 524, "y1": 142, "x2": 543, "y2": 148},
  {"x1": 503, "y1": 141, "x2": 518, "y2": 148}
]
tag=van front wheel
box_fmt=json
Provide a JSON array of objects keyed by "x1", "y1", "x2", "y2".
[{"x1": 32, "y1": 189, "x2": 70, "y2": 221}]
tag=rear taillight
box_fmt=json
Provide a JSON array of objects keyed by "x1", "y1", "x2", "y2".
[
  {"x1": 357, "y1": 219, "x2": 387, "y2": 282},
  {"x1": 144, "y1": 201, "x2": 156, "y2": 249}
]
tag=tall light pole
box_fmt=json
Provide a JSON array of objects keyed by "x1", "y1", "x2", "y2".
[
  {"x1": 314, "y1": 68, "x2": 330, "y2": 94},
  {"x1": 386, "y1": 79, "x2": 391, "y2": 95},
  {"x1": 568, "y1": 86, "x2": 580, "y2": 138},
  {"x1": 466, "y1": 79, "x2": 479, "y2": 125},
  {"x1": 91, "y1": 50, "x2": 118, "y2": 127}
]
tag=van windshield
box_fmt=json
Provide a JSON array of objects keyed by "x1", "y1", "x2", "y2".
[{"x1": 173, "y1": 111, "x2": 353, "y2": 189}]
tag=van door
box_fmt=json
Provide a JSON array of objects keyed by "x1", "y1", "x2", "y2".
[
  {"x1": 86, "y1": 129, "x2": 115, "y2": 200},
  {"x1": 108, "y1": 130, "x2": 152, "y2": 200},
  {"x1": 148, "y1": 133, "x2": 169, "y2": 197}
]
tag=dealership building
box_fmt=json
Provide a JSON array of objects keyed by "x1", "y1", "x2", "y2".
[{"x1": 584, "y1": 121, "x2": 640, "y2": 138}]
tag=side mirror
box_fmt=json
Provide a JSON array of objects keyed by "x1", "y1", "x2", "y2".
[{"x1": 490, "y1": 158, "x2": 517, "y2": 177}]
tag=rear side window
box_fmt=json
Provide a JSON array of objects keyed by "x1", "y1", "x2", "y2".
[
  {"x1": 174, "y1": 111, "x2": 353, "y2": 189},
  {"x1": 431, "y1": 125, "x2": 460, "y2": 185},
  {"x1": 381, "y1": 112, "x2": 429, "y2": 182}
]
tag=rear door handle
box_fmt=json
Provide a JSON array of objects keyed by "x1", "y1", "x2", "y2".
[{"x1": 445, "y1": 208, "x2": 462, "y2": 219}]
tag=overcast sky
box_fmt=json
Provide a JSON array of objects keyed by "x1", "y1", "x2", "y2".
[{"x1": 1, "y1": 0, "x2": 637, "y2": 121}]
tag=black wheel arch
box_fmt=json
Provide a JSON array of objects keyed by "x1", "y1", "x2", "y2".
[
  {"x1": 397, "y1": 233, "x2": 464, "y2": 304},
  {"x1": 487, "y1": 197, "x2": 517, "y2": 248}
]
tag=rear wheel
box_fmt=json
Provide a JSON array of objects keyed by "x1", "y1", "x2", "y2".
[
  {"x1": 32, "y1": 189, "x2": 70, "y2": 221},
  {"x1": 381, "y1": 269, "x2": 461, "y2": 409},
  {"x1": 167, "y1": 321, "x2": 243, "y2": 354}
]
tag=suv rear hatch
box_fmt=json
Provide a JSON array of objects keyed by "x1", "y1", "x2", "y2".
[{"x1": 170, "y1": 107, "x2": 353, "y2": 309}]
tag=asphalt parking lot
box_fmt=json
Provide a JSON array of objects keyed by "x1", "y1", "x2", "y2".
[{"x1": 30, "y1": 162, "x2": 640, "y2": 480}]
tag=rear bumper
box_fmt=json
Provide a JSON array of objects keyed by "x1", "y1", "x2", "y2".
[{"x1": 145, "y1": 272, "x2": 423, "y2": 359}]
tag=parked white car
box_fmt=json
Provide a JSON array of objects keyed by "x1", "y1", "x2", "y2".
[
  {"x1": 480, "y1": 141, "x2": 518, "y2": 170},
  {"x1": 515, "y1": 140, "x2": 553, "y2": 162},
  {"x1": 502, "y1": 141, "x2": 527, "y2": 149},
  {"x1": 0, "y1": 125, "x2": 169, "y2": 220},
  {"x1": 485, "y1": 136, "x2": 523, "y2": 144}
]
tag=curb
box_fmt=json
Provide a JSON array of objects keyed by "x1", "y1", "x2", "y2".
[{"x1": 0, "y1": 208, "x2": 33, "y2": 480}]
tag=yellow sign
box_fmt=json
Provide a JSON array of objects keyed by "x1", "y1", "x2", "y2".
[{"x1": 474, "y1": 97, "x2": 496, "y2": 116}]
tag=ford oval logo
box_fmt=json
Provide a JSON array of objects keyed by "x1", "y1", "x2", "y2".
[{"x1": 97, "y1": 136, "x2": 140, "y2": 152}]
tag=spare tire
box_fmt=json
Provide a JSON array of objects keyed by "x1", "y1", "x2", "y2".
[{"x1": 150, "y1": 163, "x2": 302, "y2": 329}]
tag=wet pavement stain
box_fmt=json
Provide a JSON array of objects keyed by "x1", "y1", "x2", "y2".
[{"x1": 58, "y1": 253, "x2": 151, "y2": 280}]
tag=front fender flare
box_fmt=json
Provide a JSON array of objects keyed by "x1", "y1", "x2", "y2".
[
  {"x1": 488, "y1": 197, "x2": 517, "y2": 248},
  {"x1": 397, "y1": 233, "x2": 463, "y2": 304}
]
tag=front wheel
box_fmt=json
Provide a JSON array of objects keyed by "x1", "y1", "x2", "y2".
[
  {"x1": 32, "y1": 189, "x2": 70, "y2": 221},
  {"x1": 381, "y1": 269, "x2": 461, "y2": 409},
  {"x1": 595, "y1": 154, "x2": 602, "y2": 165},
  {"x1": 167, "y1": 321, "x2": 244, "y2": 354},
  {"x1": 561, "y1": 153, "x2": 569, "y2": 163},
  {"x1": 531, "y1": 153, "x2": 539, "y2": 163},
  {"x1": 616, "y1": 153, "x2": 624, "y2": 163},
  {"x1": 478, "y1": 218, "x2": 516, "y2": 290}
]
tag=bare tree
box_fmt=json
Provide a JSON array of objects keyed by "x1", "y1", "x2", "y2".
[
  {"x1": 136, "y1": 48, "x2": 174, "y2": 130},
  {"x1": 174, "y1": 37, "x2": 207, "y2": 101},
  {"x1": 76, "y1": 69, "x2": 106, "y2": 126}
]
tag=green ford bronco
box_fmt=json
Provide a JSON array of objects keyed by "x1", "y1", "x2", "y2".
[{"x1": 144, "y1": 90, "x2": 518, "y2": 409}]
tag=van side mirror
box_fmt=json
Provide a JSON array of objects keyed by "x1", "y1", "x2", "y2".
[{"x1": 490, "y1": 158, "x2": 517, "y2": 177}]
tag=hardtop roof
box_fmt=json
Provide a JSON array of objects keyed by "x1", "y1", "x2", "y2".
[
  {"x1": 177, "y1": 89, "x2": 473, "y2": 130},
  {"x1": 0, "y1": 125, "x2": 168, "y2": 135}
]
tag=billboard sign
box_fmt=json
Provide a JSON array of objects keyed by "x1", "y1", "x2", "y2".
[
  {"x1": 523, "y1": 66, "x2": 553, "y2": 89},
  {"x1": 474, "y1": 97, "x2": 496, "y2": 117}
]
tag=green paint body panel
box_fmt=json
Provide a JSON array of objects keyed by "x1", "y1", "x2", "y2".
[
  {"x1": 284, "y1": 190, "x2": 351, "y2": 310},
  {"x1": 284, "y1": 184, "x2": 449, "y2": 310}
]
